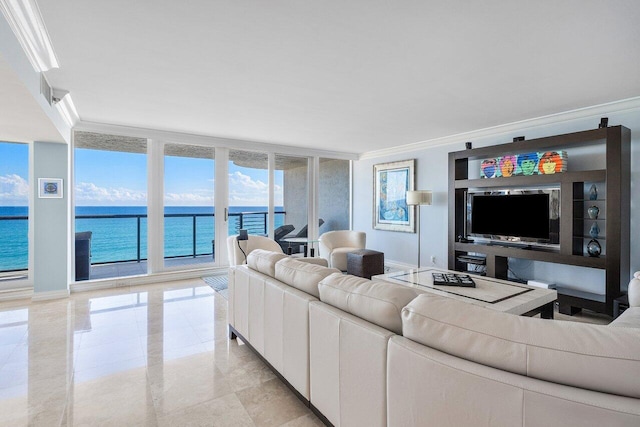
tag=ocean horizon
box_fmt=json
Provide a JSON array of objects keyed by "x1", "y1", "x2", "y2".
[{"x1": 0, "y1": 206, "x2": 285, "y2": 271}]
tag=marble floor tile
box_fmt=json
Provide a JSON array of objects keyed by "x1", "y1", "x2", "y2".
[
  {"x1": 0, "y1": 278, "x2": 322, "y2": 426},
  {"x1": 157, "y1": 392, "x2": 255, "y2": 427},
  {"x1": 236, "y1": 378, "x2": 311, "y2": 427}
]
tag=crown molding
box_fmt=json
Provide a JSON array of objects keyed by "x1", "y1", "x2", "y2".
[
  {"x1": 0, "y1": 0, "x2": 58, "y2": 71},
  {"x1": 54, "y1": 92, "x2": 79, "y2": 127},
  {"x1": 74, "y1": 120, "x2": 359, "y2": 161},
  {"x1": 359, "y1": 97, "x2": 640, "y2": 160}
]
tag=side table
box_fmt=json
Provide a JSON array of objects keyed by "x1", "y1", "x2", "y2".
[{"x1": 347, "y1": 249, "x2": 384, "y2": 279}]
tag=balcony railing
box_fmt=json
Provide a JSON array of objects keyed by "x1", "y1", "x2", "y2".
[
  {"x1": 0, "y1": 211, "x2": 285, "y2": 272},
  {"x1": 0, "y1": 215, "x2": 28, "y2": 274}
]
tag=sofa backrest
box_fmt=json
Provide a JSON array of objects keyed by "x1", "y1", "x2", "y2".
[
  {"x1": 246, "y1": 249, "x2": 288, "y2": 277},
  {"x1": 318, "y1": 273, "x2": 421, "y2": 334},
  {"x1": 402, "y1": 293, "x2": 640, "y2": 399},
  {"x1": 274, "y1": 257, "x2": 340, "y2": 298},
  {"x1": 227, "y1": 235, "x2": 283, "y2": 266}
]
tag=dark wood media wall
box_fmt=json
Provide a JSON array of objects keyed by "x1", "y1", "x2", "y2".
[{"x1": 448, "y1": 126, "x2": 631, "y2": 316}]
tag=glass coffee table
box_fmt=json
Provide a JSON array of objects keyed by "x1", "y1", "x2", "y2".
[
  {"x1": 372, "y1": 267, "x2": 557, "y2": 318},
  {"x1": 282, "y1": 238, "x2": 320, "y2": 257}
]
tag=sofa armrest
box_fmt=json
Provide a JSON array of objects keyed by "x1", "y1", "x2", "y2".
[{"x1": 610, "y1": 307, "x2": 640, "y2": 328}]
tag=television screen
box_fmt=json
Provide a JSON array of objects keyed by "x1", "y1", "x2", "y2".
[{"x1": 469, "y1": 191, "x2": 558, "y2": 243}]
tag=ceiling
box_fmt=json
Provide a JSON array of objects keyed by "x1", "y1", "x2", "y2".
[
  {"x1": 0, "y1": 53, "x2": 65, "y2": 144},
  {"x1": 15, "y1": 1, "x2": 640, "y2": 154}
]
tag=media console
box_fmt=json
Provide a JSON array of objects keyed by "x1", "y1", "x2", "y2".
[{"x1": 448, "y1": 125, "x2": 631, "y2": 316}]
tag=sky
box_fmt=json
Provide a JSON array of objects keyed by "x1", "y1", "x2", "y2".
[
  {"x1": 0, "y1": 142, "x2": 29, "y2": 206},
  {"x1": 0, "y1": 143, "x2": 284, "y2": 207}
]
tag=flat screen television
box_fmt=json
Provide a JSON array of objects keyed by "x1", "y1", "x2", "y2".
[{"x1": 466, "y1": 188, "x2": 560, "y2": 247}]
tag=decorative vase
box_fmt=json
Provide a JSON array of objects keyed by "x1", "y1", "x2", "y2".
[
  {"x1": 587, "y1": 239, "x2": 602, "y2": 257},
  {"x1": 587, "y1": 205, "x2": 599, "y2": 219},
  {"x1": 589, "y1": 184, "x2": 598, "y2": 200},
  {"x1": 589, "y1": 222, "x2": 600, "y2": 238}
]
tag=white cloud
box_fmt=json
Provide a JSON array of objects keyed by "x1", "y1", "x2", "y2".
[
  {"x1": 228, "y1": 171, "x2": 283, "y2": 206},
  {"x1": 0, "y1": 174, "x2": 29, "y2": 204},
  {"x1": 75, "y1": 182, "x2": 147, "y2": 205},
  {"x1": 76, "y1": 172, "x2": 285, "y2": 207},
  {"x1": 164, "y1": 188, "x2": 214, "y2": 206}
]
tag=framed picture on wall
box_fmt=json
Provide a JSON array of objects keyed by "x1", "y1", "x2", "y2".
[
  {"x1": 38, "y1": 178, "x2": 63, "y2": 198},
  {"x1": 373, "y1": 159, "x2": 415, "y2": 232}
]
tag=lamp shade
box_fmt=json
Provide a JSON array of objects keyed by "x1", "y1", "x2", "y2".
[{"x1": 406, "y1": 190, "x2": 432, "y2": 206}]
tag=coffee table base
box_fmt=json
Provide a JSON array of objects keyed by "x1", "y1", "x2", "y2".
[{"x1": 521, "y1": 301, "x2": 554, "y2": 319}]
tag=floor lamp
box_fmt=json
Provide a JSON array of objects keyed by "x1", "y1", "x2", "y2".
[{"x1": 406, "y1": 190, "x2": 432, "y2": 269}]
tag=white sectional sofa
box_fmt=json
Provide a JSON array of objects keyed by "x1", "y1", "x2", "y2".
[{"x1": 228, "y1": 250, "x2": 640, "y2": 427}]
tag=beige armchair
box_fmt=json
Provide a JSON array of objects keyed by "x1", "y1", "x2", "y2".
[
  {"x1": 227, "y1": 235, "x2": 283, "y2": 266},
  {"x1": 318, "y1": 230, "x2": 366, "y2": 271}
]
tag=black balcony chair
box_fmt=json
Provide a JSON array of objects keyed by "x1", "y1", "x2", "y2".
[
  {"x1": 274, "y1": 224, "x2": 295, "y2": 252},
  {"x1": 292, "y1": 218, "x2": 324, "y2": 239},
  {"x1": 75, "y1": 231, "x2": 92, "y2": 281},
  {"x1": 280, "y1": 218, "x2": 325, "y2": 254}
]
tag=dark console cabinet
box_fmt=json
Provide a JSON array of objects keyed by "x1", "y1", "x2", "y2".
[{"x1": 448, "y1": 126, "x2": 631, "y2": 316}]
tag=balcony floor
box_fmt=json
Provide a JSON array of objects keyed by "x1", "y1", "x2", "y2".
[{"x1": 88, "y1": 255, "x2": 215, "y2": 280}]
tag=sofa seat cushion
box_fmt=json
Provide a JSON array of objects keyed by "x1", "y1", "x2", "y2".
[
  {"x1": 610, "y1": 307, "x2": 640, "y2": 329},
  {"x1": 247, "y1": 249, "x2": 288, "y2": 278},
  {"x1": 318, "y1": 273, "x2": 421, "y2": 334},
  {"x1": 402, "y1": 293, "x2": 640, "y2": 399},
  {"x1": 275, "y1": 257, "x2": 340, "y2": 298}
]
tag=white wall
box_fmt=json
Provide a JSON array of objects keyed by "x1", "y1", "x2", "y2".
[
  {"x1": 354, "y1": 105, "x2": 640, "y2": 293},
  {"x1": 32, "y1": 141, "x2": 69, "y2": 296}
]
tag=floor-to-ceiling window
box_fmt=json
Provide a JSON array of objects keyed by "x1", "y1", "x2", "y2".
[
  {"x1": 163, "y1": 144, "x2": 215, "y2": 268},
  {"x1": 74, "y1": 132, "x2": 148, "y2": 280},
  {"x1": 319, "y1": 158, "x2": 350, "y2": 233},
  {"x1": 227, "y1": 150, "x2": 270, "y2": 237},
  {"x1": 275, "y1": 155, "x2": 309, "y2": 254},
  {"x1": 0, "y1": 141, "x2": 29, "y2": 287},
  {"x1": 72, "y1": 130, "x2": 353, "y2": 277}
]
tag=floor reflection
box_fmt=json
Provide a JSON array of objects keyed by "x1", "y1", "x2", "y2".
[{"x1": 0, "y1": 279, "x2": 320, "y2": 426}]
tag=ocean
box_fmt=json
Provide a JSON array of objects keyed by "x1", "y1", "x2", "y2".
[{"x1": 0, "y1": 206, "x2": 284, "y2": 271}]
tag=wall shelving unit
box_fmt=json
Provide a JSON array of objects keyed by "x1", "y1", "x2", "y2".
[{"x1": 448, "y1": 125, "x2": 631, "y2": 316}]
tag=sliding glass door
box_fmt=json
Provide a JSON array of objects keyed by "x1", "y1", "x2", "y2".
[
  {"x1": 74, "y1": 132, "x2": 148, "y2": 280},
  {"x1": 0, "y1": 141, "x2": 30, "y2": 288},
  {"x1": 228, "y1": 150, "x2": 269, "y2": 237},
  {"x1": 163, "y1": 144, "x2": 215, "y2": 268},
  {"x1": 274, "y1": 155, "x2": 309, "y2": 255}
]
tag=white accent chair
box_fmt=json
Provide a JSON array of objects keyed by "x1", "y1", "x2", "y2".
[
  {"x1": 227, "y1": 234, "x2": 283, "y2": 266},
  {"x1": 318, "y1": 230, "x2": 366, "y2": 271},
  {"x1": 629, "y1": 272, "x2": 640, "y2": 307}
]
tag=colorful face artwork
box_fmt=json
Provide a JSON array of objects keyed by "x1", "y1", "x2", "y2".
[
  {"x1": 539, "y1": 151, "x2": 564, "y2": 174},
  {"x1": 481, "y1": 151, "x2": 566, "y2": 178},
  {"x1": 517, "y1": 152, "x2": 539, "y2": 176},
  {"x1": 499, "y1": 155, "x2": 516, "y2": 177},
  {"x1": 481, "y1": 159, "x2": 498, "y2": 178}
]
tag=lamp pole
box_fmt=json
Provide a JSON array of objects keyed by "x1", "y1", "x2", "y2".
[{"x1": 406, "y1": 190, "x2": 433, "y2": 270}]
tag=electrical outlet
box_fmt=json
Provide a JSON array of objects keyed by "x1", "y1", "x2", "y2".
[{"x1": 430, "y1": 255, "x2": 436, "y2": 264}]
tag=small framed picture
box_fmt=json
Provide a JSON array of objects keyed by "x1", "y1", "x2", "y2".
[{"x1": 38, "y1": 178, "x2": 63, "y2": 198}]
